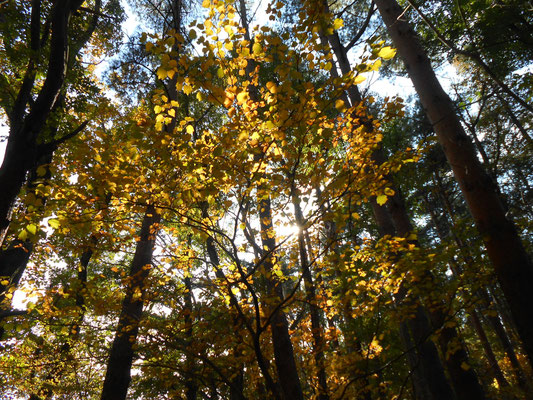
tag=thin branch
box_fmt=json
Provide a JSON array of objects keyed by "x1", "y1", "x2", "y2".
[{"x1": 345, "y1": 5, "x2": 376, "y2": 52}]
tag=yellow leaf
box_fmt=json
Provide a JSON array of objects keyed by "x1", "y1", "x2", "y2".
[
  {"x1": 183, "y1": 84, "x2": 193, "y2": 95},
  {"x1": 333, "y1": 18, "x2": 344, "y2": 30},
  {"x1": 48, "y1": 219, "x2": 60, "y2": 229},
  {"x1": 157, "y1": 67, "x2": 167, "y2": 80},
  {"x1": 26, "y1": 224, "x2": 37, "y2": 235},
  {"x1": 377, "y1": 46, "x2": 397, "y2": 60},
  {"x1": 376, "y1": 195, "x2": 388, "y2": 206},
  {"x1": 18, "y1": 229, "x2": 28, "y2": 241},
  {"x1": 370, "y1": 59, "x2": 382, "y2": 71},
  {"x1": 236, "y1": 91, "x2": 248, "y2": 105},
  {"x1": 335, "y1": 99, "x2": 345, "y2": 111},
  {"x1": 252, "y1": 42, "x2": 262, "y2": 55},
  {"x1": 202, "y1": 0, "x2": 210, "y2": 8},
  {"x1": 186, "y1": 125, "x2": 194, "y2": 134},
  {"x1": 168, "y1": 108, "x2": 176, "y2": 117},
  {"x1": 353, "y1": 74, "x2": 366, "y2": 85},
  {"x1": 1, "y1": 280, "x2": 9, "y2": 286},
  {"x1": 217, "y1": 68, "x2": 224, "y2": 78}
]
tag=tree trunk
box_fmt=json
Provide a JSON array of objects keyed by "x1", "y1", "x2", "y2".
[
  {"x1": 100, "y1": 205, "x2": 160, "y2": 400},
  {"x1": 320, "y1": 10, "x2": 460, "y2": 397},
  {"x1": 291, "y1": 189, "x2": 329, "y2": 400},
  {"x1": 0, "y1": 0, "x2": 86, "y2": 242},
  {"x1": 257, "y1": 193, "x2": 304, "y2": 400},
  {"x1": 184, "y1": 274, "x2": 198, "y2": 400},
  {"x1": 385, "y1": 181, "x2": 485, "y2": 400},
  {"x1": 374, "y1": 0, "x2": 533, "y2": 367}
]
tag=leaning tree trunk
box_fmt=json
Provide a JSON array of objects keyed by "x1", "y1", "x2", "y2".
[
  {"x1": 374, "y1": 0, "x2": 533, "y2": 367},
  {"x1": 100, "y1": 205, "x2": 160, "y2": 400}
]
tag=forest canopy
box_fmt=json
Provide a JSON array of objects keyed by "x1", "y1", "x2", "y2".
[{"x1": 0, "y1": 0, "x2": 532, "y2": 399}]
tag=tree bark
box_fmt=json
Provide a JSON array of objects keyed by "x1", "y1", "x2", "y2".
[
  {"x1": 374, "y1": 0, "x2": 533, "y2": 368},
  {"x1": 100, "y1": 205, "x2": 160, "y2": 400}
]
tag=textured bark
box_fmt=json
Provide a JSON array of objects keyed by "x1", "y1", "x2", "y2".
[
  {"x1": 374, "y1": 0, "x2": 533, "y2": 366},
  {"x1": 100, "y1": 206, "x2": 160, "y2": 400}
]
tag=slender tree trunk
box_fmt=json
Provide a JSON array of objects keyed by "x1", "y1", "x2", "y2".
[
  {"x1": 424, "y1": 193, "x2": 512, "y2": 391},
  {"x1": 184, "y1": 273, "x2": 198, "y2": 400},
  {"x1": 236, "y1": 1, "x2": 303, "y2": 397},
  {"x1": 385, "y1": 180, "x2": 485, "y2": 400},
  {"x1": 201, "y1": 204, "x2": 250, "y2": 400},
  {"x1": 100, "y1": 205, "x2": 160, "y2": 400},
  {"x1": 257, "y1": 193, "x2": 304, "y2": 400},
  {"x1": 291, "y1": 189, "x2": 329, "y2": 400},
  {"x1": 374, "y1": 0, "x2": 533, "y2": 367},
  {"x1": 469, "y1": 311, "x2": 511, "y2": 390}
]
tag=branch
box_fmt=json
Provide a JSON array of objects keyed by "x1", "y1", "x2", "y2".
[
  {"x1": 345, "y1": 5, "x2": 376, "y2": 52},
  {"x1": 78, "y1": 5, "x2": 121, "y2": 22},
  {"x1": 0, "y1": 309, "x2": 28, "y2": 318},
  {"x1": 37, "y1": 120, "x2": 89, "y2": 155}
]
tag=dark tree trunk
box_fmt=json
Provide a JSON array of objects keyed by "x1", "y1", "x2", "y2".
[
  {"x1": 0, "y1": 0, "x2": 87, "y2": 242},
  {"x1": 291, "y1": 189, "x2": 329, "y2": 400},
  {"x1": 184, "y1": 274, "x2": 198, "y2": 400},
  {"x1": 258, "y1": 194, "x2": 304, "y2": 400},
  {"x1": 0, "y1": 150, "x2": 55, "y2": 339},
  {"x1": 374, "y1": 0, "x2": 533, "y2": 367},
  {"x1": 100, "y1": 206, "x2": 160, "y2": 400},
  {"x1": 386, "y1": 183, "x2": 485, "y2": 400}
]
